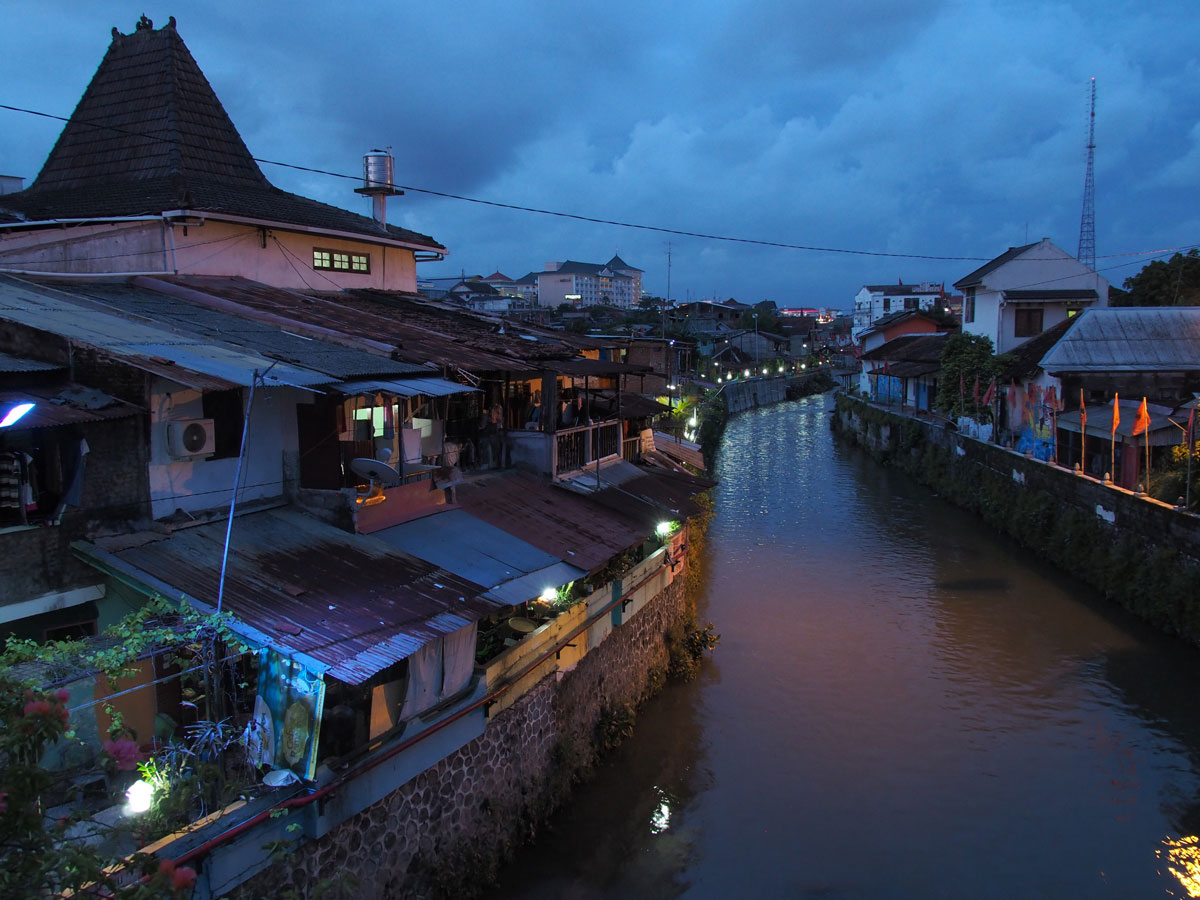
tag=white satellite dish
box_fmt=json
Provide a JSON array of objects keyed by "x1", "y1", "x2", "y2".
[{"x1": 350, "y1": 457, "x2": 401, "y2": 487}]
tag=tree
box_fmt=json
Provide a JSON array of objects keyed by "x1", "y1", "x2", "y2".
[
  {"x1": 936, "y1": 333, "x2": 1000, "y2": 419},
  {"x1": 1117, "y1": 250, "x2": 1200, "y2": 307}
]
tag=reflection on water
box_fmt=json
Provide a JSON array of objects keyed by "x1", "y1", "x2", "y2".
[
  {"x1": 488, "y1": 397, "x2": 1200, "y2": 899},
  {"x1": 1161, "y1": 835, "x2": 1200, "y2": 897}
]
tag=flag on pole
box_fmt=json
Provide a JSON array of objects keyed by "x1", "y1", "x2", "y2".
[
  {"x1": 981, "y1": 378, "x2": 996, "y2": 407},
  {"x1": 1111, "y1": 393, "x2": 1120, "y2": 435},
  {"x1": 1079, "y1": 389, "x2": 1087, "y2": 430},
  {"x1": 1132, "y1": 397, "x2": 1151, "y2": 436},
  {"x1": 1188, "y1": 406, "x2": 1195, "y2": 445},
  {"x1": 973, "y1": 376, "x2": 980, "y2": 406}
]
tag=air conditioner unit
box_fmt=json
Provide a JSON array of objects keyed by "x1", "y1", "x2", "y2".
[{"x1": 167, "y1": 418, "x2": 216, "y2": 459}]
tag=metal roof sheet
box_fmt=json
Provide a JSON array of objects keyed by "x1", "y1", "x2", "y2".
[
  {"x1": 0, "y1": 350, "x2": 62, "y2": 373},
  {"x1": 453, "y1": 471, "x2": 649, "y2": 572},
  {"x1": 0, "y1": 384, "x2": 141, "y2": 428},
  {"x1": 0, "y1": 277, "x2": 330, "y2": 389},
  {"x1": 62, "y1": 282, "x2": 424, "y2": 380},
  {"x1": 482, "y1": 562, "x2": 587, "y2": 606},
  {"x1": 1040, "y1": 307, "x2": 1200, "y2": 373},
  {"x1": 336, "y1": 377, "x2": 477, "y2": 398},
  {"x1": 560, "y1": 460, "x2": 714, "y2": 524},
  {"x1": 77, "y1": 508, "x2": 491, "y2": 684},
  {"x1": 374, "y1": 508, "x2": 564, "y2": 589}
]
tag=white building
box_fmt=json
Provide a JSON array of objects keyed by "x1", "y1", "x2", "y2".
[
  {"x1": 536, "y1": 255, "x2": 643, "y2": 309},
  {"x1": 852, "y1": 282, "x2": 946, "y2": 336},
  {"x1": 954, "y1": 238, "x2": 1109, "y2": 355}
]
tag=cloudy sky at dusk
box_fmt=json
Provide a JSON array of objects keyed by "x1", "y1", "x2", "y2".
[{"x1": 2, "y1": 0, "x2": 1197, "y2": 308}]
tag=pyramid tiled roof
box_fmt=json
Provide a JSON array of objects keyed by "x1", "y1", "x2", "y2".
[{"x1": 0, "y1": 17, "x2": 442, "y2": 251}]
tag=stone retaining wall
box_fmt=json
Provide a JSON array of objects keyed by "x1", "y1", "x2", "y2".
[
  {"x1": 832, "y1": 393, "x2": 1200, "y2": 643},
  {"x1": 228, "y1": 566, "x2": 695, "y2": 900}
]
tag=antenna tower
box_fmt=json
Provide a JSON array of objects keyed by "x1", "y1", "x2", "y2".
[{"x1": 1077, "y1": 77, "x2": 1096, "y2": 270}]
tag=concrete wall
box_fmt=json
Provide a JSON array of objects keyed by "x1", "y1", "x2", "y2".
[
  {"x1": 722, "y1": 376, "x2": 790, "y2": 413},
  {"x1": 0, "y1": 219, "x2": 422, "y2": 292}
]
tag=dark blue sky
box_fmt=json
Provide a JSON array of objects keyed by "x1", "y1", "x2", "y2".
[{"x1": 2, "y1": 1, "x2": 1197, "y2": 308}]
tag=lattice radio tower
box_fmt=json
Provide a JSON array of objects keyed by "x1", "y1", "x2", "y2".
[{"x1": 1077, "y1": 77, "x2": 1097, "y2": 270}]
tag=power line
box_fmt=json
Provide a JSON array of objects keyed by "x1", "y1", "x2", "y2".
[{"x1": 1, "y1": 101, "x2": 1188, "y2": 267}]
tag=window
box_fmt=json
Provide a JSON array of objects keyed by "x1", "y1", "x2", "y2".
[
  {"x1": 1013, "y1": 307, "x2": 1044, "y2": 338},
  {"x1": 883, "y1": 297, "x2": 891, "y2": 312},
  {"x1": 202, "y1": 389, "x2": 245, "y2": 460},
  {"x1": 964, "y1": 288, "x2": 975, "y2": 324},
  {"x1": 904, "y1": 297, "x2": 919, "y2": 310},
  {"x1": 313, "y1": 248, "x2": 370, "y2": 273}
]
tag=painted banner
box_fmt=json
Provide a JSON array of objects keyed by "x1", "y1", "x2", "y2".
[{"x1": 247, "y1": 649, "x2": 325, "y2": 780}]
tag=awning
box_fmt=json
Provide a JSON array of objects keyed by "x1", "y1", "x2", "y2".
[
  {"x1": 335, "y1": 377, "x2": 478, "y2": 397},
  {"x1": 482, "y1": 562, "x2": 586, "y2": 606},
  {"x1": 0, "y1": 385, "x2": 141, "y2": 428},
  {"x1": 1057, "y1": 400, "x2": 1179, "y2": 446}
]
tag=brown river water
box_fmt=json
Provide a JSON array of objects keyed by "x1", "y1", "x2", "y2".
[{"x1": 487, "y1": 394, "x2": 1200, "y2": 899}]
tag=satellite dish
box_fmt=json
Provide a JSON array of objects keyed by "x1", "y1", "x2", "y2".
[{"x1": 350, "y1": 458, "x2": 401, "y2": 487}]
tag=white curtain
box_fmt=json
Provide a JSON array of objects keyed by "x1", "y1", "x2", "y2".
[
  {"x1": 441, "y1": 622, "x2": 478, "y2": 699},
  {"x1": 402, "y1": 639, "x2": 443, "y2": 717}
]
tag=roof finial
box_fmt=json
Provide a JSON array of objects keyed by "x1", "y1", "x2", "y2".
[{"x1": 135, "y1": 14, "x2": 153, "y2": 31}]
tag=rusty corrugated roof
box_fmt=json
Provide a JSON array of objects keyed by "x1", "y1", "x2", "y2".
[
  {"x1": 80, "y1": 508, "x2": 492, "y2": 684},
  {"x1": 561, "y1": 460, "x2": 714, "y2": 524},
  {"x1": 453, "y1": 471, "x2": 649, "y2": 572},
  {"x1": 0, "y1": 384, "x2": 141, "y2": 428}
]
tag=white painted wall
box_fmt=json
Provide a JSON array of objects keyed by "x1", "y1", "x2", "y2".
[
  {"x1": 148, "y1": 380, "x2": 305, "y2": 519},
  {"x1": 962, "y1": 238, "x2": 1109, "y2": 354}
]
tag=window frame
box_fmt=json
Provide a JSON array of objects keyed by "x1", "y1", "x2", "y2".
[
  {"x1": 313, "y1": 247, "x2": 371, "y2": 274},
  {"x1": 1013, "y1": 306, "x2": 1044, "y2": 338}
]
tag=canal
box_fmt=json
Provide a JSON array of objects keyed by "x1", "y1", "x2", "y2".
[{"x1": 487, "y1": 394, "x2": 1200, "y2": 899}]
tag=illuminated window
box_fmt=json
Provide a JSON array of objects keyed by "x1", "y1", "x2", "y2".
[
  {"x1": 964, "y1": 288, "x2": 976, "y2": 323},
  {"x1": 313, "y1": 248, "x2": 370, "y2": 273}
]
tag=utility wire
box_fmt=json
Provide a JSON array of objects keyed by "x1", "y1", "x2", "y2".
[{"x1": 2, "y1": 102, "x2": 1192, "y2": 266}]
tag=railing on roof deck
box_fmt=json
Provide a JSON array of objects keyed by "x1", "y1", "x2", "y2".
[
  {"x1": 622, "y1": 436, "x2": 640, "y2": 462},
  {"x1": 553, "y1": 420, "x2": 621, "y2": 477}
]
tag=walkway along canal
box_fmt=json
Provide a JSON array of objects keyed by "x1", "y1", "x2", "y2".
[{"x1": 487, "y1": 393, "x2": 1200, "y2": 899}]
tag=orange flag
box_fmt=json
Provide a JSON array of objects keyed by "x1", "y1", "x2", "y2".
[
  {"x1": 1111, "y1": 393, "x2": 1120, "y2": 434},
  {"x1": 1132, "y1": 397, "x2": 1151, "y2": 436},
  {"x1": 1079, "y1": 389, "x2": 1087, "y2": 429}
]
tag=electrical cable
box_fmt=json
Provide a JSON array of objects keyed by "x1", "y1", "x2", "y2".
[{"x1": 1, "y1": 102, "x2": 1193, "y2": 266}]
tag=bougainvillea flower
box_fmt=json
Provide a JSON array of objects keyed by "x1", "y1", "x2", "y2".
[{"x1": 101, "y1": 738, "x2": 144, "y2": 772}]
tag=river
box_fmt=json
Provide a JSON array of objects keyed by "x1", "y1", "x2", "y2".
[{"x1": 487, "y1": 394, "x2": 1200, "y2": 899}]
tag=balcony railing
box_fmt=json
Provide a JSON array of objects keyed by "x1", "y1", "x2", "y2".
[{"x1": 553, "y1": 421, "x2": 621, "y2": 477}]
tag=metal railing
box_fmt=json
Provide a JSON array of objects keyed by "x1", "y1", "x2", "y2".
[{"x1": 554, "y1": 420, "x2": 621, "y2": 476}]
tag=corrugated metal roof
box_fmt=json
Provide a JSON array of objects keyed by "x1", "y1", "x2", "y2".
[
  {"x1": 653, "y1": 431, "x2": 706, "y2": 471},
  {"x1": 453, "y1": 471, "x2": 648, "y2": 572},
  {"x1": 0, "y1": 384, "x2": 141, "y2": 428},
  {"x1": 336, "y1": 377, "x2": 476, "y2": 398},
  {"x1": 482, "y1": 562, "x2": 587, "y2": 606},
  {"x1": 560, "y1": 460, "x2": 714, "y2": 524},
  {"x1": 1040, "y1": 307, "x2": 1200, "y2": 373},
  {"x1": 78, "y1": 508, "x2": 491, "y2": 684},
  {"x1": 374, "y1": 508, "x2": 569, "y2": 589},
  {"x1": 1057, "y1": 399, "x2": 1178, "y2": 445},
  {"x1": 0, "y1": 277, "x2": 330, "y2": 389},
  {"x1": 160, "y1": 276, "x2": 542, "y2": 375},
  {"x1": 0, "y1": 350, "x2": 62, "y2": 373},
  {"x1": 62, "y1": 282, "x2": 425, "y2": 380}
]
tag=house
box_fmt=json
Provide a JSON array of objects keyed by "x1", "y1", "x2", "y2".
[
  {"x1": 1039, "y1": 306, "x2": 1200, "y2": 484},
  {"x1": 669, "y1": 299, "x2": 750, "y2": 334},
  {"x1": 535, "y1": 255, "x2": 643, "y2": 309},
  {"x1": 852, "y1": 282, "x2": 947, "y2": 336},
  {"x1": 859, "y1": 332, "x2": 952, "y2": 410},
  {"x1": 1, "y1": 19, "x2": 715, "y2": 899},
  {"x1": 954, "y1": 238, "x2": 1109, "y2": 354},
  {"x1": 0, "y1": 16, "x2": 445, "y2": 291}
]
